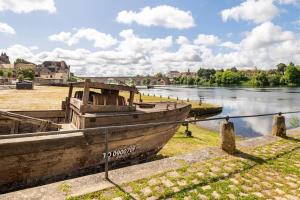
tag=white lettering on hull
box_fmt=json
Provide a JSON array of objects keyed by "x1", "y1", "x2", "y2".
[{"x1": 103, "y1": 145, "x2": 136, "y2": 159}]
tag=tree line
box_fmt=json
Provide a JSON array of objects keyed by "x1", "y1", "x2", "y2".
[{"x1": 173, "y1": 63, "x2": 300, "y2": 87}]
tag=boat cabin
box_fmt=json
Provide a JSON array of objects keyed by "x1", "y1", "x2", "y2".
[{"x1": 65, "y1": 79, "x2": 139, "y2": 129}]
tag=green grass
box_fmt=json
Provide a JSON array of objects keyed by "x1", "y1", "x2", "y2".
[
  {"x1": 70, "y1": 134, "x2": 300, "y2": 200},
  {"x1": 158, "y1": 124, "x2": 219, "y2": 157}
]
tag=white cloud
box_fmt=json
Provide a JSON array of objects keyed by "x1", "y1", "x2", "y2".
[
  {"x1": 194, "y1": 34, "x2": 221, "y2": 46},
  {"x1": 221, "y1": 0, "x2": 279, "y2": 24},
  {"x1": 240, "y1": 22, "x2": 294, "y2": 49},
  {"x1": 49, "y1": 28, "x2": 118, "y2": 49},
  {"x1": 0, "y1": 22, "x2": 15, "y2": 34},
  {"x1": 116, "y1": 5, "x2": 195, "y2": 29},
  {"x1": 118, "y1": 29, "x2": 173, "y2": 53},
  {"x1": 220, "y1": 42, "x2": 240, "y2": 50},
  {"x1": 0, "y1": 0, "x2": 56, "y2": 13},
  {"x1": 276, "y1": 0, "x2": 298, "y2": 4},
  {"x1": 3, "y1": 23, "x2": 300, "y2": 76},
  {"x1": 176, "y1": 36, "x2": 190, "y2": 45}
]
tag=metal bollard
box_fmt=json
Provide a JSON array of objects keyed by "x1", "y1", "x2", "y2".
[{"x1": 220, "y1": 117, "x2": 236, "y2": 154}]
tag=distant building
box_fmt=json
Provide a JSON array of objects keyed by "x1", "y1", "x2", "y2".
[
  {"x1": 180, "y1": 69, "x2": 197, "y2": 77},
  {"x1": 0, "y1": 53, "x2": 10, "y2": 64},
  {"x1": 35, "y1": 61, "x2": 70, "y2": 84},
  {"x1": 166, "y1": 71, "x2": 180, "y2": 78},
  {"x1": 0, "y1": 64, "x2": 14, "y2": 70}
]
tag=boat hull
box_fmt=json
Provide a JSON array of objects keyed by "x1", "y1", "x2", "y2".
[{"x1": 0, "y1": 104, "x2": 190, "y2": 193}]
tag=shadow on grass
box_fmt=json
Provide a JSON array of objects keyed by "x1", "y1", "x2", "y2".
[
  {"x1": 282, "y1": 136, "x2": 300, "y2": 143},
  {"x1": 156, "y1": 137, "x2": 300, "y2": 199},
  {"x1": 233, "y1": 150, "x2": 266, "y2": 164},
  {"x1": 107, "y1": 179, "x2": 138, "y2": 200}
]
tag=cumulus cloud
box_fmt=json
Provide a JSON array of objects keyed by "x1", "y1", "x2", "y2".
[
  {"x1": 0, "y1": 0, "x2": 56, "y2": 13},
  {"x1": 116, "y1": 5, "x2": 195, "y2": 29},
  {"x1": 221, "y1": 0, "x2": 279, "y2": 24},
  {"x1": 118, "y1": 29, "x2": 173, "y2": 53},
  {"x1": 3, "y1": 23, "x2": 300, "y2": 76},
  {"x1": 194, "y1": 34, "x2": 221, "y2": 46},
  {"x1": 240, "y1": 22, "x2": 294, "y2": 49},
  {"x1": 176, "y1": 36, "x2": 190, "y2": 45},
  {"x1": 0, "y1": 22, "x2": 15, "y2": 34},
  {"x1": 49, "y1": 28, "x2": 118, "y2": 49}
]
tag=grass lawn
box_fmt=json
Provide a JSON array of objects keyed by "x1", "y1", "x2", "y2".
[
  {"x1": 0, "y1": 86, "x2": 217, "y2": 111},
  {"x1": 158, "y1": 124, "x2": 219, "y2": 157}
]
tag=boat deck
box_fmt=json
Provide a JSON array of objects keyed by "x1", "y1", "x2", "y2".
[{"x1": 83, "y1": 102, "x2": 185, "y2": 117}]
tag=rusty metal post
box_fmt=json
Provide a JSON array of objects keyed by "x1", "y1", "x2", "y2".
[
  {"x1": 104, "y1": 128, "x2": 109, "y2": 180},
  {"x1": 184, "y1": 122, "x2": 192, "y2": 137}
]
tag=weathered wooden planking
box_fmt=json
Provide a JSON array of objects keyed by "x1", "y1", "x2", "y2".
[
  {"x1": 0, "y1": 104, "x2": 190, "y2": 192},
  {"x1": 0, "y1": 110, "x2": 61, "y2": 129}
]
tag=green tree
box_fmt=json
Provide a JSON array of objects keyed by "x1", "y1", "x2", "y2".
[
  {"x1": 221, "y1": 70, "x2": 241, "y2": 85},
  {"x1": 197, "y1": 68, "x2": 216, "y2": 80},
  {"x1": 251, "y1": 72, "x2": 269, "y2": 87},
  {"x1": 0, "y1": 70, "x2": 3, "y2": 77},
  {"x1": 187, "y1": 77, "x2": 195, "y2": 85},
  {"x1": 267, "y1": 73, "x2": 281, "y2": 86},
  {"x1": 154, "y1": 72, "x2": 163, "y2": 78},
  {"x1": 16, "y1": 68, "x2": 34, "y2": 80},
  {"x1": 283, "y1": 65, "x2": 300, "y2": 85},
  {"x1": 142, "y1": 78, "x2": 151, "y2": 86},
  {"x1": 7, "y1": 71, "x2": 13, "y2": 78},
  {"x1": 214, "y1": 72, "x2": 223, "y2": 85},
  {"x1": 14, "y1": 58, "x2": 30, "y2": 64},
  {"x1": 276, "y1": 63, "x2": 287, "y2": 75}
]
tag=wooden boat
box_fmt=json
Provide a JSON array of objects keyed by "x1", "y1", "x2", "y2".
[{"x1": 0, "y1": 79, "x2": 191, "y2": 193}]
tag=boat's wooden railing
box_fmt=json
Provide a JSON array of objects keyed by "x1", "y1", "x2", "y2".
[
  {"x1": 0, "y1": 110, "x2": 62, "y2": 133},
  {"x1": 70, "y1": 97, "x2": 136, "y2": 114}
]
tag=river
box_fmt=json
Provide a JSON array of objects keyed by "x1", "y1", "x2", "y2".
[{"x1": 139, "y1": 86, "x2": 300, "y2": 137}]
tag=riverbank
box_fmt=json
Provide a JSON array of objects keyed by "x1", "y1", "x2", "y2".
[{"x1": 4, "y1": 128, "x2": 299, "y2": 199}]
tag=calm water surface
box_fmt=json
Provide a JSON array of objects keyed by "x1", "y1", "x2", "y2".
[{"x1": 139, "y1": 86, "x2": 300, "y2": 137}]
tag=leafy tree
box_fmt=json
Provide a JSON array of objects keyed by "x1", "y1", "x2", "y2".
[
  {"x1": 267, "y1": 74, "x2": 281, "y2": 86},
  {"x1": 276, "y1": 63, "x2": 286, "y2": 75},
  {"x1": 230, "y1": 67, "x2": 238, "y2": 72},
  {"x1": 154, "y1": 72, "x2": 163, "y2": 78},
  {"x1": 187, "y1": 77, "x2": 195, "y2": 85},
  {"x1": 142, "y1": 78, "x2": 151, "y2": 86},
  {"x1": 14, "y1": 58, "x2": 30, "y2": 64},
  {"x1": 197, "y1": 68, "x2": 216, "y2": 80},
  {"x1": 251, "y1": 72, "x2": 269, "y2": 87},
  {"x1": 16, "y1": 68, "x2": 34, "y2": 80},
  {"x1": 0, "y1": 70, "x2": 3, "y2": 77},
  {"x1": 214, "y1": 72, "x2": 223, "y2": 85},
  {"x1": 221, "y1": 70, "x2": 241, "y2": 85},
  {"x1": 283, "y1": 65, "x2": 300, "y2": 85},
  {"x1": 7, "y1": 71, "x2": 12, "y2": 78}
]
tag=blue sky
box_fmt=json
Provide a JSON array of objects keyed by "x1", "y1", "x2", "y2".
[{"x1": 0, "y1": 0, "x2": 300, "y2": 76}]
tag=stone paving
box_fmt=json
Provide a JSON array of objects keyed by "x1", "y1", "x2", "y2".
[{"x1": 73, "y1": 135, "x2": 300, "y2": 200}]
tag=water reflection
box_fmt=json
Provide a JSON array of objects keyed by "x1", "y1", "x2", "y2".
[{"x1": 139, "y1": 86, "x2": 300, "y2": 137}]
